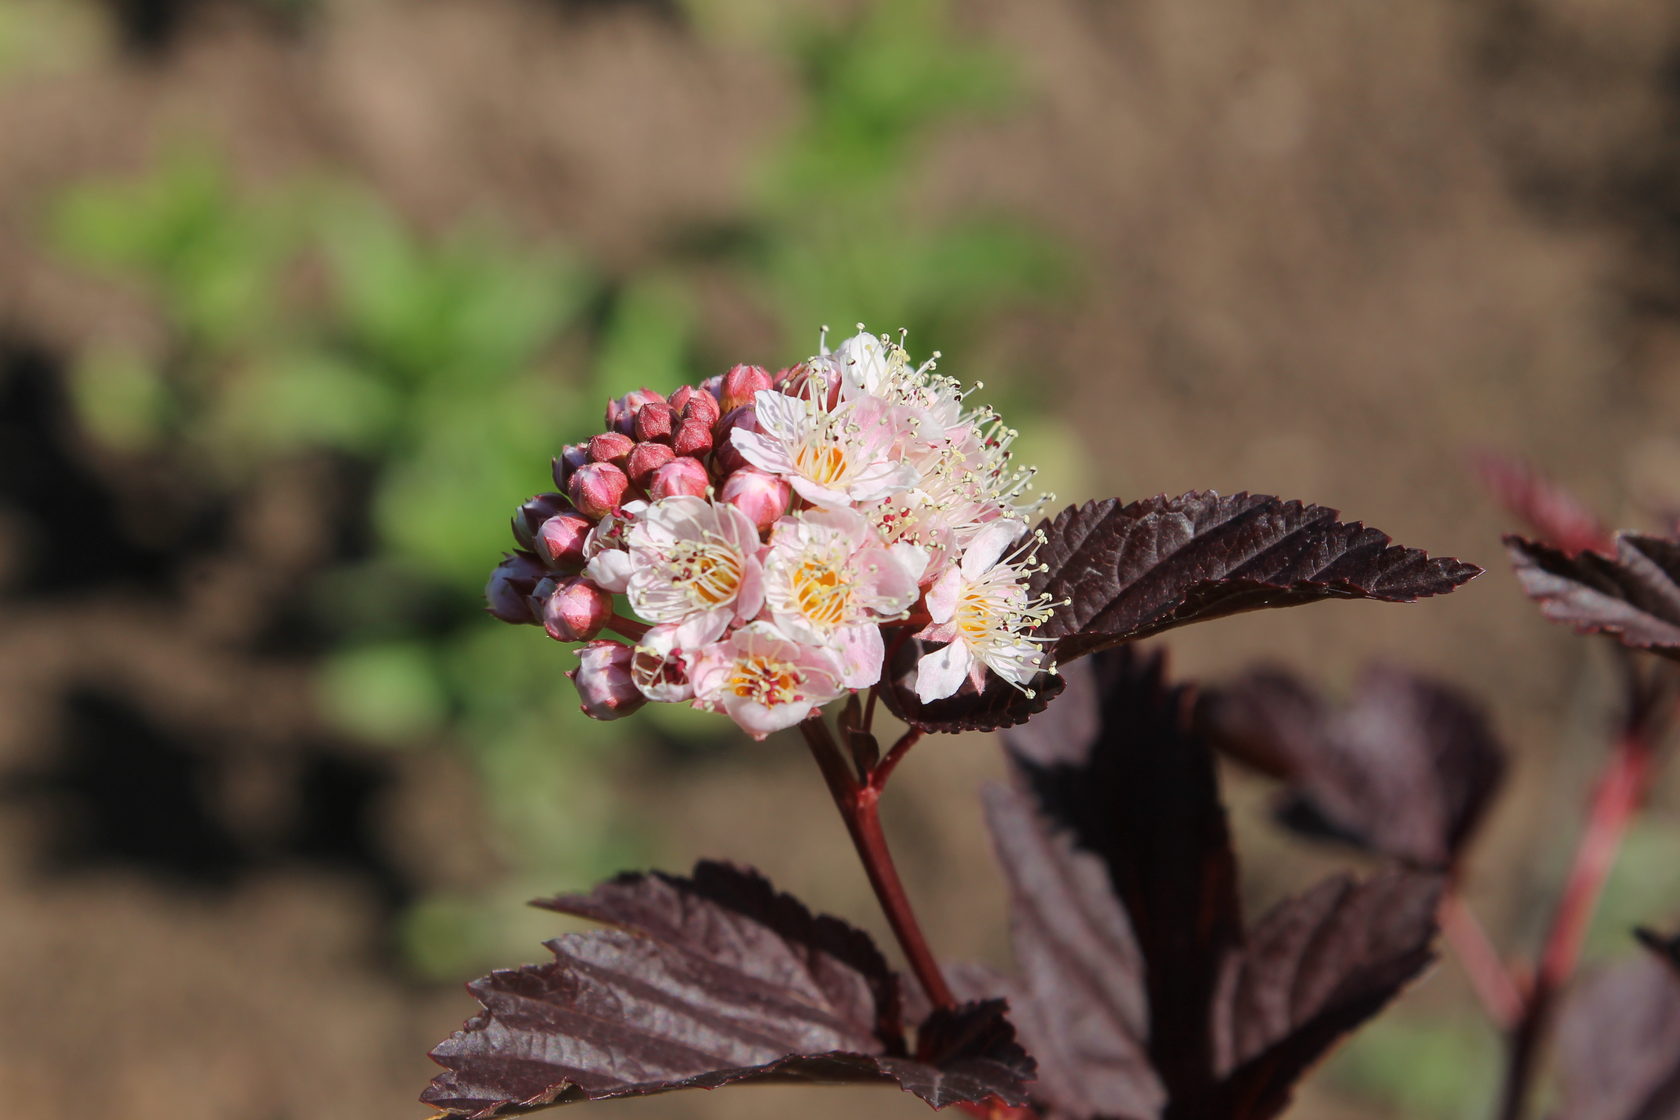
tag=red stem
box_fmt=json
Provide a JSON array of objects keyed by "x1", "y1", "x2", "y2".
[
  {"x1": 799, "y1": 718, "x2": 956, "y2": 1011},
  {"x1": 1439, "y1": 890, "x2": 1523, "y2": 1029},
  {"x1": 1495, "y1": 729, "x2": 1657, "y2": 1120},
  {"x1": 607, "y1": 613, "x2": 649, "y2": 641}
]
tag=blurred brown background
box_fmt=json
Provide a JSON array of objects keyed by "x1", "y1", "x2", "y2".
[{"x1": 3, "y1": 0, "x2": 1679, "y2": 1116}]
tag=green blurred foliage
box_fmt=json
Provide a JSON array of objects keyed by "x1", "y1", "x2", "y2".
[
  {"x1": 44, "y1": 0, "x2": 1076, "y2": 976},
  {"x1": 1322, "y1": 1009, "x2": 1502, "y2": 1120}
]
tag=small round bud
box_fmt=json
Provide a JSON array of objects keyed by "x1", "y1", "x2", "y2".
[
  {"x1": 606, "y1": 388, "x2": 666, "y2": 435},
  {"x1": 568, "y1": 461, "x2": 629, "y2": 519},
  {"x1": 648, "y1": 456, "x2": 711, "y2": 500},
  {"x1": 671, "y1": 418, "x2": 713, "y2": 458},
  {"x1": 711, "y1": 403, "x2": 761, "y2": 476},
  {"x1": 719, "y1": 363, "x2": 771, "y2": 413},
  {"x1": 681, "y1": 389, "x2": 720, "y2": 428},
  {"x1": 719, "y1": 467, "x2": 790, "y2": 532},
  {"x1": 626, "y1": 441, "x2": 676, "y2": 488},
  {"x1": 567, "y1": 640, "x2": 646, "y2": 721},
  {"x1": 633, "y1": 402, "x2": 676, "y2": 443},
  {"x1": 669, "y1": 385, "x2": 696, "y2": 412},
  {"x1": 512, "y1": 492, "x2": 569, "y2": 551},
  {"x1": 485, "y1": 552, "x2": 545, "y2": 624},
  {"x1": 588, "y1": 431, "x2": 634, "y2": 468},
  {"x1": 698, "y1": 373, "x2": 723, "y2": 401},
  {"x1": 552, "y1": 443, "x2": 589, "y2": 490},
  {"x1": 536, "y1": 512, "x2": 593, "y2": 570},
  {"x1": 541, "y1": 576, "x2": 614, "y2": 642}
]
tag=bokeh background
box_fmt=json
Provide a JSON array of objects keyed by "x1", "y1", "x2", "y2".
[{"x1": 3, "y1": 0, "x2": 1680, "y2": 1116}]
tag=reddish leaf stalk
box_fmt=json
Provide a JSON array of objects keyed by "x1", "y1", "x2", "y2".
[
  {"x1": 1495, "y1": 727, "x2": 1659, "y2": 1120},
  {"x1": 607, "y1": 612, "x2": 650, "y2": 641},
  {"x1": 1439, "y1": 890, "x2": 1522, "y2": 1028},
  {"x1": 799, "y1": 718, "x2": 957, "y2": 1012}
]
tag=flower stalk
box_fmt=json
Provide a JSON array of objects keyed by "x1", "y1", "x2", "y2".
[{"x1": 799, "y1": 714, "x2": 956, "y2": 1012}]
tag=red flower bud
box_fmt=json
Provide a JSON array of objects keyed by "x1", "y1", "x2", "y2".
[
  {"x1": 633, "y1": 401, "x2": 676, "y2": 443},
  {"x1": 699, "y1": 374, "x2": 723, "y2": 401},
  {"x1": 719, "y1": 467, "x2": 790, "y2": 532},
  {"x1": 567, "y1": 641, "x2": 646, "y2": 720},
  {"x1": 540, "y1": 576, "x2": 613, "y2": 642},
  {"x1": 606, "y1": 388, "x2": 665, "y2": 436},
  {"x1": 485, "y1": 552, "x2": 545, "y2": 623},
  {"x1": 648, "y1": 456, "x2": 711, "y2": 500},
  {"x1": 568, "y1": 461, "x2": 629, "y2": 519},
  {"x1": 711, "y1": 403, "x2": 761, "y2": 476},
  {"x1": 552, "y1": 443, "x2": 589, "y2": 490},
  {"x1": 588, "y1": 431, "x2": 634, "y2": 468},
  {"x1": 626, "y1": 441, "x2": 676, "y2": 487},
  {"x1": 719, "y1": 363, "x2": 771, "y2": 413},
  {"x1": 681, "y1": 389, "x2": 720, "y2": 428},
  {"x1": 512, "y1": 492, "x2": 569, "y2": 550},
  {"x1": 536, "y1": 512, "x2": 593, "y2": 570},
  {"x1": 669, "y1": 385, "x2": 696, "y2": 412},
  {"x1": 671, "y1": 418, "x2": 713, "y2": 458}
]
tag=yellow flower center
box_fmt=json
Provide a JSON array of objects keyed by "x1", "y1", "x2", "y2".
[
  {"x1": 792, "y1": 559, "x2": 850, "y2": 629},
  {"x1": 730, "y1": 655, "x2": 801, "y2": 704}
]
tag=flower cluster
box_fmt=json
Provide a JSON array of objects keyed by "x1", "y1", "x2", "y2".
[{"x1": 486, "y1": 328, "x2": 1057, "y2": 738}]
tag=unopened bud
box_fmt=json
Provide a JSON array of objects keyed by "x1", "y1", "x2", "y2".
[
  {"x1": 711, "y1": 403, "x2": 761, "y2": 476},
  {"x1": 588, "y1": 431, "x2": 634, "y2": 468},
  {"x1": 698, "y1": 374, "x2": 723, "y2": 401},
  {"x1": 719, "y1": 467, "x2": 790, "y2": 532},
  {"x1": 633, "y1": 402, "x2": 676, "y2": 443},
  {"x1": 681, "y1": 389, "x2": 720, "y2": 427},
  {"x1": 719, "y1": 363, "x2": 771, "y2": 413},
  {"x1": 541, "y1": 576, "x2": 613, "y2": 642},
  {"x1": 569, "y1": 462, "x2": 629, "y2": 519},
  {"x1": 485, "y1": 553, "x2": 545, "y2": 624},
  {"x1": 671, "y1": 418, "x2": 713, "y2": 458},
  {"x1": 512, "y1": 492, "x2": 569, "y2": 550},
  {"x1": 568, "y1": 641, "x2": 646, "y2": 720},
  {"x1": 648, "y1": 456, "x2": 711, "y2": 500},
  {"x1": 606, "y1": 388, "x2": 665, "y2": 436},
  {"x1": 536, "y1": 512, "x2": 593, "y2": 570},
  {"x1": 552, "y1": 443, "x2": 589, "y2": 490},
  {"x1": 626, "y1": 440, "x2": 676, "y2": 487},
  {"x1": 669, "y1": 385, "x2": 696, "y2": 412}
]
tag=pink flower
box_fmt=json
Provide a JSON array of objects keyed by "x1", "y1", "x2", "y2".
[
  {"x1": 568, "y1": 640, "x2": 646, "y2": 720},
  {"x1": 689, "y1": 622, "x2": 845, "y2": 739},
  {"x1": 733, "y1": 390, "x2": 920, "y2": 509},
  {"x1": 630, "y1": 623, "x2": 697, "y2": 703},
  {"x1": 762, "y1": 507, "x2": 926, "y2": 688},
  {"x1": 625, "y1": 496, "x2": 765, "y2": 645},
  {"x1": 915, "y1": 520, "x2": 1052, "y2": 702},
  {"x1": 581, "y1": 500, "x2": 647, "y2": 594}
]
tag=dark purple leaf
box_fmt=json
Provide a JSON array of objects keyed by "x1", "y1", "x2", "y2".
[
  {"x1": 1213, "y1": 871, "x2": 1443, "y2": 1120},
  {"x1": 883, "y1": 493, "x2": 1478, "y2": 733},
  {"x1": 1507, "y1": 533, "x2": 1680, "y2": 659},
  {"x1": 1638, "y1": 928, "x2": 1680, "y2": 980},
  {"x1": 1034, "y1": 493, "x2": 1481, "y2": 662},
  {"x1": 1002, "y1": 647, "x2": 1240, "y2": 1116},
  {"x1": 1199, "y1": 665, "x2": 1506, "y2": 869},
  {"x1": 1474, "y1": 452, "x2": 1612, "y2": 555},
  {"x1": 1555, "y1": 952, "x2": 1680, "y2": 1120},
  {"x1": 983, "y1": 648, "x2": 1441, "y2": 1120},
  {"x1": 983, "y1": 783, "x2": 1163, "y2": 1120},
  {"x1": 423, "y1": 862, "x2": 1033, "y2": 1116}
]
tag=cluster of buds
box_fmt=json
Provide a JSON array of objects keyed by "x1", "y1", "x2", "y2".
[{"x1": 486, "y1": 327, "x2": 1057, "y2": 738}]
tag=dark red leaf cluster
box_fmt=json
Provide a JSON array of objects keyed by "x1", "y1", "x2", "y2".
[
  {"x1": 423, "y1": 862, "x2": 1034, "y2": 1117},
  {"x1": 1198, "y1": 665, "x2": 1506, "y2": 869},
  {"x1": 1474, "y1": 451, "x2": 1613, "y2": 556},
  {"x1": 1506, "y1": 533, "x2": 1680, "y2": 660},
  {"x1": 1554, "y1": 949, "x2": 1680, "y2": 1120},
  {"x1": 1637, "y1": 927, "x2": 1680, "y2": 980},
  {"x1": 976, "y1": 648, "x2": 1442, "y2": 1120},
  {"x1": 887, "y1": 492, "x2": 1479, "y2": 733}
]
